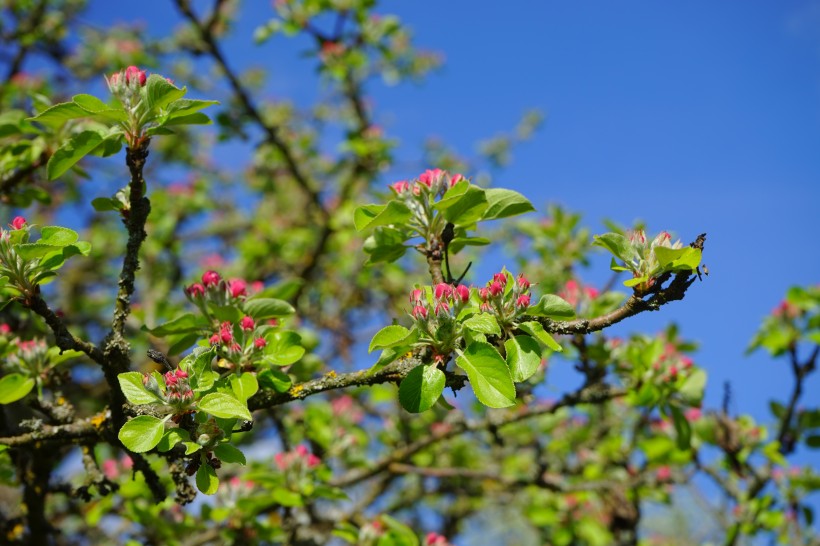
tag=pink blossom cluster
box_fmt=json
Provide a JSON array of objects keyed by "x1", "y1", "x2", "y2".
[
  {"x1": 559, "y1": 279, "x2": 599, "y2": 308},
  {"x1": 274, "y1": 444, "x2": 321, "y2": 471},
  {"x1": 185, "y1": 271, "x2": 261, "y2": 308},
  {"x1": 163, "y1": 368, "x2": 194, "y2": 405},
  {"x1": 106, "y1": 65, "x2": 148, "y2": 95},
  {"x1": 652, "y1": 341, "x2": 694, "y2": 382},
  {"x1": 772, "y1": 299, "x2": 801, "y2": 320},
  {"x1": 477, "y1": 271, "x2": 532, "y2": 314},
  {"x1": 390, "y1": 168, "x2": 466, "y2": 198},
  {"x1": 102, "y1": 455, "x2": 133, "y2": 480},
  {"x1": 409, "y1": 282, "x2": 470, "y2": 321},
  {"x1": 207, "y1": 317, "x2": 266, "y2": 353}
]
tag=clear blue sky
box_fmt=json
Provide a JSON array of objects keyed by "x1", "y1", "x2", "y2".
[{"x1": 85, "y1": 2, "x2": 820, "y2": 438}]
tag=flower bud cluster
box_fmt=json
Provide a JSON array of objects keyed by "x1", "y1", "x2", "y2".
[
  {"x1": 477, "y1": 271, "x2": 532, "y2": 319},
  {"x1": 274, "y1": 444, "x2": 321, "y2": 471},
  {"x1": 106, "y1": 65, "x2": 147, "y2": 104},
  {"x1": 626, "y1": 229, "x2": 684, "y2": 290},
  {"x1": 409, "y1": 282, "x2": 471, "y2": 323},
  {"x1": 389, "y1": 168, "x2": 465, "y2": 200},
  {"x1": 6, "y1": 338, "x2": 48, "y2": 373},
  {"x1": 185, "y1": 270, "x2": 255, "y2": 307},
  {"x1": 164, "y1": 368, "x2": 194, "y2": 406}
]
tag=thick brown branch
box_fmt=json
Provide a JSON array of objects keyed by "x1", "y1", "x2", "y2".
[{"x1": 26, "y1": 294, "x2": 105, "y2": 365}]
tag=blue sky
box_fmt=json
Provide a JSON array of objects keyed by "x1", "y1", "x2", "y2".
[{"x1": 84, "y1": 2, "x2": 820, "y2": 435}]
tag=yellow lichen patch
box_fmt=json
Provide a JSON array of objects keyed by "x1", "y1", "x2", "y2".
[
  {"x1": 289, "y1": 384, "x2": 304, "y2": 397},
  {"x1": 57, "y1": 396, "x2": 66, "y2": 405},
  {"x1": 404, "y1": 351, "x2": 413, "y2": 359},
  {"x1": 326, "y1": 370, "x2": 337, "y2": 378},
  {"x1": 90, "y1": 413, "x2": 107, "y2": 428}
]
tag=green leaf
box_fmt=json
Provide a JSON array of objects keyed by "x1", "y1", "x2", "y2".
[
  {"x1": 166, "y1": 98, "x2": 220, "y2": 119},
  {"x1": 678, "y1": 369, "x2": 707, "y2": 405},
  {"x1": 353, "y1": 201, "x2": 412, "y2": 231},
  {"x1": 196, "y1": 462, "x2": 219, "y2": 495},
  {"x1": 363, "y1": 226, "x2": 409, "y2": 264},
  {"x1": 0, "y1": 374, "x2": 35, "y2": 404},
  {"x1": 144, "y1": 313, "x2": 204, "y2": 336},
  {"x1": 518, "y1": 321, "x2": 563, "y2": 352},
  {"x1": 369, "y1": 347, "x2": 403, "y2": 372},
  {"x1": 456, "y1": 342, "x2": 516, "y2": 408},
  {"x1": 117, "y1": 416, "x2": 165, "y2": 453},
  {"x1": 669, "y1": 404, "x2": 692, "y2": 451},
  {"x1": 593, "y1": 233, "x2": 638, "y2": 264},
  {"x1": 27, "y1": 101, "x2": 89, "y2": 127},
  {"x1": 163, "y1": 112, "x2": 212, "y2": 126},
  {"x1": 623, "y1": 276, "x2": 648, "y2": 288},
  {"x1": 117, "y1": 372, "x2": 162, "y2": 405},
  {"x1": 264, "y1": 331, "x2": 305, "y2": 366},
  {"x1": 145, "y1": 74, "x2": 186, "y2": 112},
  {"x1": 271, "y1": 487, "x2": 303, "y2": 506},
  {"x1": 71, "y1": 94, "x2": 127, "y2": 122},
  {"x1": 16, "y1": 243, "x2": 62, "y2": 260},
  {"x1": 440, "y1": 185, "x2": 488, "y2": 225},
  {"x1": 230, "y1": 373, "x2": 258, "y2": 402},
  {"x1": 258, "y1": 368, "x2": 292, "y2": 392},
  {"x1": 214, "y1": 443, "x2": 247, "y2": 465},
  {"x1": 481, "y1": 188, "x2": 536, "y2": 220},
  {"x1": 39, "y1": 226, "x2": 79, "y2": 247},
  {"x1": 157, "y1": 428, "x2": 190, "y2": 452},
  {"x1": 461, "y1": 313, "x2": 501, "y2": 336},
  {"x1": 654, "y1": 246, "x2": 702, "y2": 272},
  {"x1": 505, "y1": 335, "x2": 543, "y2": 382},
  {"x1": 91, "y1": 197, "x2": 122, "y2": 212},
  {"x1": 368, "y1": 325, "x2": 417, "y2": 353},
  {"x1": 398, "y1": 365, "x2": 445, "y2": 413},
  {"x1": 527, "y1": 294, "x2": 576, "y2": 319},
  {"x1": 243, "y1": 297, "x2": 295, "y2": 319},
  {"x1": 198, "y1": 392, "x2": 252, "y2": 421},
  {"x1": 46, "y1": 130, "x2": 104, "y2": 180}
]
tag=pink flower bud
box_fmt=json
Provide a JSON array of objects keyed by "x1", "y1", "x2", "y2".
[
  {"x1": 0, "y1": 324, "x2": 10, "y2": 334},
  {"x1": 295, "y1": 445, "x2": 308, "y2": 457},
  {"x1": 124, "y1": 65, "x2": 147, "y2": 86},
  {"x1": 229, "y1": 279, "x2": 247, "y2": 298},
  {"x1": 488, "y1": 281, "x2": 503, "y2": 297},
  {"x1": 209, "y1": 334, "x2": 219, "y2": 345},
  {"x1": 108, "y1": 72, "x2": 121, "y2": 87},
  {"x1": 164, "y1": 371, "x2": 178, "y2": 387},
  {"x1": 306, "y1": 454, "x2": 321, "y2": 468},
  {"x1": 478, "y1": 287, "x2": 490, "y2": 301},
  {"x1": 455, "y1": 284, "x2": 470, "y2": 303},
  {"x1": 274, "y1": 452, "x2": 288, "y2": 470},
  {"x1": 515, "y1": 294, "x2": 531, "y2": 308},
  {"x1": 102, "y1": 459, "x2": 118, "y2": 480},
  {"x1": 667, "y1": 366, "x2": 678, "y2": 380},
  {"x1": 517, "y1": 274, "x2": 530, "y2": 290},
  {"x1": 492, "y1": 272, "x2": 508, "y2": 286},
  {"x1": 409, "y1": 288, "x2": 424, "y2": 303},
  {"x1": 10, "y1": 216, "x2": 26, "y2": 230},
  {"x1": 175, "y1": 369, "x2": 188, "y2": 379},
  {"x1": 254, "y1": 337, "x2": 267, "y2": 349},
  {"x1": 185, "y1": 283, "x2": 206, "y2": 298},
  {"x1": 585, "y1": 286, "x2": 599, "y2": 299},
  {"x1": 434, "y1": 283, "x2": 453, "y2": 301},
  {"x1": 240, "y1": 316, "x2": 255, "y2": 331},
  {"x1": 434, "y1": 302, "x2": 450, "y2": 315},
  {"x1": 656, "y1": 465, "x2": 672, "y2": 482},
  {"x1": 684, "y1": 408, "x2": 702, "y2": 421},
  {"x1": 418, "y1": 168, "x2": 444, "y2": 188},
  {"x1": 412, "y1": 305, "x2": 428, "y2": 320},
  {"x1": 219, "y1": 322, "x2": 233, "y2": 344},
  {"x1": 391, "y1": 181, "x2": 410, "y2": 194},
  {"x1": 449, "y1": 173, "x2": 465, "y2": 187},
  {"x1": 202, "y1": 270, "x2": 221, "y2": 287}
]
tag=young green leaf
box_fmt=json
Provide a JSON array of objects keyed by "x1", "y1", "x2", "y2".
[
  {"x1": 243, "y1": 297, "x2": 295, "y2": 319},
  {"x1": 505, "y1": 335, "x2": 543, "y2": 383},
  {"x1": 398, "y1": 365, "x2": 446, "y2": 413},
  {"x1": 230, "y1": 373, "x2": 259, "y2": 402},
  {"x1": 214, "y1": 443, "x2": 247, "y2": 465},
  {"x1": 518, "y1": 321, "x2": 563, "y2": 352},
  {"x1": 456, "y1": 342, "x2": 516, "y2": 408},
  {"x1": 117, "y1": 416, "x2": 165, "y2": 453},
  {"x1": 264, "y1": 330, "x2": 305, "y2": 366},
  {"x1": 145, "y1": 74, "x2": 186, "y2": 112},
  {"x1": 481, "y1": 188, "x2": 536, "y2": 220},
  {"x1": 258, "y1": 368, "x2": 292, "y2": 392},
  {"x1": 593, "y1": 233, "x2": 638, "y2": 264},
  {"x1": 678, "y1": 369, "x2": 707, "y2": 405},
  {"x1": 197, "y1": 392, "x2": 253, "y2": 421},
  {"x1": 440, "y1": 185, "x2": 488, "y2": 225},
  {"x1": 27, "y1": 101, "x2": 89, "y2": 127},
  {"x1": 461, "y1": 313, "x2": 501, "y2": 336},
  {"x1": 47, "y1": 130, "x2": 105, "y2": 180},
  {"x1": 117, "y1": 372, "x2": 162, "y2": 405},
  {"x1": 368, "y1": 325, "x2": 417, "y2": 353},
  {"x1": 0, "y1": 374, "x2": 35, "y2": 404},
  {"x1": 196, "y1": 462, "x2": 219, "y2": 495},
  {"x1": 527, "y1": 294, "x2": 576, "y2": 320},
  {"x1": 353, "y1": 201, "x2": 412, "y2": 231},
  {"x1": 654, "y1": 246, "x2": 701, "y2": 272},
  {"x1": 157, "y1": 428, "x2": 190, "y2": 452}
]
